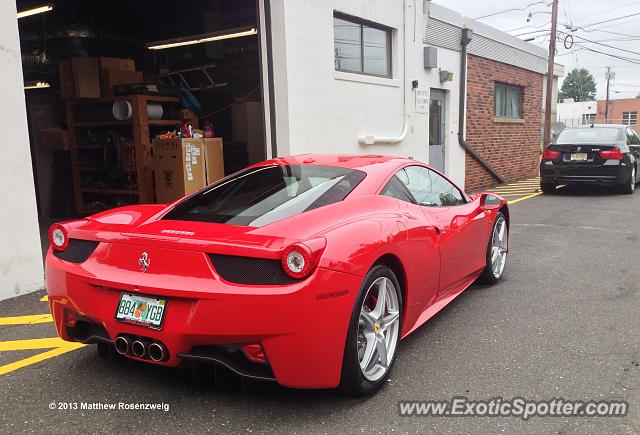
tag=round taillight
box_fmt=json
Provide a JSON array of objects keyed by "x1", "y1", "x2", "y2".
[
  {"x1": 281, "y1": 244, "x2": 314, "y2": 279},
  {"x1": 48, "y1": 224, "x2": 69, "y2": 251}
]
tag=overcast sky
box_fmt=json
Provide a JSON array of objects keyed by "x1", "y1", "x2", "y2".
[{"x1": 439, "y1": 0, "x2": 640, "y2": 100}]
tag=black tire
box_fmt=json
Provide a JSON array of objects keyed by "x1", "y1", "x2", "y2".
[
  {"x1": 339, "y1": 264, "x2": 403, "y2": 396},
  {"x1": 478, "y1": 212, "x2": 508, "y2": 285},
  {"x1": 620, "y1": 165, "x2": 636, "y2": 195},
  {"x1": 540, "y1": 182, "x2": 556, "y2": 194}
]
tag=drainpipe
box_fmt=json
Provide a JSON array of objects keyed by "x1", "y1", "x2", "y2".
[{"x1": 458, "y1": 27, "x2": 506, "y2": 184}]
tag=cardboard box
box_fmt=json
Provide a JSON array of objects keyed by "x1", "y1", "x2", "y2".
[
  {"x1": 99, "y1": 57, "x2": 135, "y2": 72},
  {"x1": 152, "y1": 138, "x2": 206, "y2": 203},
  {"x1": 71, "y1": 57, "x2": 101, "y2": 98},
  {"x1": 202, "y1": 138, "x2": 225, "y2": 185},
  {"x1": 101, "y1": 69, "x2": 144, "y2": 98},
  {"x1": 39, "y1": 127, "x2": 70, "y2": 151}
]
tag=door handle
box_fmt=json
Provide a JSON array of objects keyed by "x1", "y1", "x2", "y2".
[{"x1": 431, "y1": 225, "x2": 443, "y2": 235}]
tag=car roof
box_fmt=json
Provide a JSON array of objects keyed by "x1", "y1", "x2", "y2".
[{"x1": 254, "y1": 154, "x2": 414, "y2": 170}]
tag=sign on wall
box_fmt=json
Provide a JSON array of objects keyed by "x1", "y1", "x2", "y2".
[{"x1": 415, "y1": 89, "x2": 429, "y2": 114}]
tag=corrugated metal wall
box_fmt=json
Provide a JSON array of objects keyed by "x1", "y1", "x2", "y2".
[{"x1": 424, "y1": 18, "x2": 547, "y2": 74}]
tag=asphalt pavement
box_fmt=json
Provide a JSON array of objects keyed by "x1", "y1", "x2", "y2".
[{"x1": 1, "y1": 184, "x2": 639, "y2": 434}]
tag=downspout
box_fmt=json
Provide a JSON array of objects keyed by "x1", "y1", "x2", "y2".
[
  {"x1": 458, "y1": 27, "x2": 506, "y2": 184},
  {"x1": 358, "y1": 0, "x2": 411, "y2": 146}
]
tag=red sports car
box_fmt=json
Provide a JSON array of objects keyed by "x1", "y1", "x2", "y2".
[{"x1": 46, "y1": 154, "x2": 509, "y2": 395}]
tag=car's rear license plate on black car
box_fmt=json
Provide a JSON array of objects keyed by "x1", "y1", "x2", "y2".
[{"x1": 570, "y1": 153, "x2": 588, "y2": 161}]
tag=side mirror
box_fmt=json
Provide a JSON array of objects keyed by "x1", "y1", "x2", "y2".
[{"x1": 480, "y1": 192, "x2": 501, "y2": 211}]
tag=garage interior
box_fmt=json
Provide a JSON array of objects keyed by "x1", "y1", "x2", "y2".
[{"x1": 17, "y1": 0, "x2": 266, "y2": 250}]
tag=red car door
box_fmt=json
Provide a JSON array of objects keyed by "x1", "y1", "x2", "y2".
[{"x1": 392, "y1": 166, "x2": 489, "y2": 297}]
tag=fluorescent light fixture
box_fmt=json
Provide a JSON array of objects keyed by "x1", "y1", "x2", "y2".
[
  {"x1": 17, "y1": 4, "x2": 53, "y2": 19},
  {"x1": 146, "y1": 26, "x2": 257, "y2": 50},
  {"x1": 24, "y1": 81, "x2": 51, "y2": 90}
]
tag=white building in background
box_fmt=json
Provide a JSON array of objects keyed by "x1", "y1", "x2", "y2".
[{"x1": 556, "y1": 99, "x2": 598, "y2": 127}]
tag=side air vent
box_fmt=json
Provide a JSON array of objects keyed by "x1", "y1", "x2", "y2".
[
  {"x1": 53, "y1": 239, "x2": 99, "y2": 263},
  {"x1": 208, "y1": 254, "x2": 300, "y2": 285}
]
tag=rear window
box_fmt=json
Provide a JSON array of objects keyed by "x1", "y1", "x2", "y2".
[
  {"x1": 556, "y1": 127, "x2": 620, "y2": 144},
  {"x1": 163, "y1": 165, "x2": 366, "y2": 226}
]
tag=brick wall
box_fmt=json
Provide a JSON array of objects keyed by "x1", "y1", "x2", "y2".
[
  {"x1": 595, "y1": 98, "x2": 640, "y2": 128},
  {"x1": 465, "y1": 55, "x2": 544, "y2": 192}
]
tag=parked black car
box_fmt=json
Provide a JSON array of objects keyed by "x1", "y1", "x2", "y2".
[{"x1": 540, "y1": 124, "x2": 640, "y2": 194}]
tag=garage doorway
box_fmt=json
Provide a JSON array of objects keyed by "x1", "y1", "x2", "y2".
[{"x1": 17, "y1": 0, "x2": 271, "y2": 256}]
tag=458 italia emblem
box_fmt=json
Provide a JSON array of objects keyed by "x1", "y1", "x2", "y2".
[{"x1": 138, "y1": 252, "x2": 151, "y2": 272}]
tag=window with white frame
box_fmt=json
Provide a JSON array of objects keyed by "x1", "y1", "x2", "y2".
[
  {"x1": 333, "y1": 13, "x2": 392, "y2": 78},
  {"x1": 582, "y1": 113, "x2": 596, "y2": 124},
  {"x1": 622, "y1": 112, "x2": 638, "y2": 126},
  {"x1": 494, "y1": 83, "x2": 522, "y2": 118}
]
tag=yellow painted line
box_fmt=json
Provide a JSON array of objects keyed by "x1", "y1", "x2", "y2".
[
  {"x1": 40, "y1": 295, "x2": 48, "y2": 302},
  {"x1": 508, "y1": 191, "x2": 543, "y2": 205},
  {"x1": 492, "y1": 188, "x2": 538, "y2": 192},
  {"x1": 500, "y1": 193, "x2": 537, "y2": 197},
  {"x1": 0, "y1": 341, "x2": 85, "y2": 376},
  {"x1": 0, "y1": 314, "x2": 52, "y2": 325},
  {"x1": 492, "y1": 190, "x2": 538, "y2": 195},
  {"x1": 0, "y1": 337, "x2": 69, "y2": 351}
]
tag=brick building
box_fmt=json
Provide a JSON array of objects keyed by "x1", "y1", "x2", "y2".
[
  {"x1": 424, "y1": 4, "x2": 563, "y2": 192},
  {"x1": 596, "y1": 98, "x2": 640, "y2": 128},
  {"x1": 464, "y1": 56, "x2": 544, "y2": 192}
]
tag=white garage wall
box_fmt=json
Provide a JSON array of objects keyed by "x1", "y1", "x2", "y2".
[
  {"x1": 269, "y1": 0, "x2": 466, "y2": 188},
  {"x1": 0, "y1": 2, "x2": 45, "y2": 300}
]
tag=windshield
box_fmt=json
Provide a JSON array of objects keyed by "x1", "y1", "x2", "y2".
[
  {"x1": 555, "y1": 127, "x2": 620, "y2": 144},
  {"x1": 163, "y1": 165, "x2": 366, "y2": 226}
]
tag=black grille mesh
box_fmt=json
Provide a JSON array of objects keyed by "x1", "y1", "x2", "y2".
[
  {"x1": 208, "y1": 254, "x2": 299, "y2": 285},
  {"x1": 53, "y1": 239, "x2": 99, "y2": 263}
]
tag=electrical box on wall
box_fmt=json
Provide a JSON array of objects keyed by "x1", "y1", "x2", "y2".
[{"x1": 424, "y1": 46, "x2": 437, "y2": 69}]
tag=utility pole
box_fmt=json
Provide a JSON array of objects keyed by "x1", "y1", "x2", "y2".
[
  {"x1": 604, "y1": 67, "x2": 614, "y2": 124},
  {"x1": 543, "y1": 0, "x2": 559, "y2": 147}
]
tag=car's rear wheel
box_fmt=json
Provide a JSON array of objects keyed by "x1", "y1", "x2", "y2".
[
  {"x1": 339, "y1": 264, "x2": 402, "y2": 396},
  {"x1": 540, "y1": 182, "x2": 556, "y2": 193},
  {"x1": 478, "y1": 212, "x2": 508, "y2": 284},
  {"x1": 620, "y1": 165, "x2": 636, "y2": 195}
]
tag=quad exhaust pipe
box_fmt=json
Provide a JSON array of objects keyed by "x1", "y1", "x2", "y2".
[
  {"x1": 131, "y1": 339, "x2": 149, "y2": 358},
  {"x1": 114, "y1": 336, "x2": 130, "y2": 355},
  {"x1": 114, "y1": 335, "x2": 167, "y2": 361},
  {"x1": 148, "y1": 342, "x2": 167, "y2": 362}
]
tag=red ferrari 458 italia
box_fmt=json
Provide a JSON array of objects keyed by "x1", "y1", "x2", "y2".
[{"x1": 46, "y1": 154, "x2": 509, "y2": 395}]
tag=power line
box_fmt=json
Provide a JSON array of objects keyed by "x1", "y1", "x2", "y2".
[
  {"x1": 571, "y1": 0, "x2": 640, "y2": 22},
  {"x1": 578, "y1": 11, "x2": 640, "y2": 28},
  {"x1": 577, "y1": 45, "x2": 640, "y2": 65},
  {"x1": 571, "y1": 34, "x2": 640, "y2": 57},
  {"x1": 474, "y1": 1, "x2": 550, "y2": 20}
]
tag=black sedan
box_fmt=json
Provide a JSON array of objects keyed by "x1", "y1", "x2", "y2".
[{"x1": 540, "y1": 124, "x2": 640, "y2": 194}]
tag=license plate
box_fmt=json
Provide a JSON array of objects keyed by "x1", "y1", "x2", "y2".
[
  {"x1": 570, "y1": 153, "x2": 588, "y2": 161},
  {"x1": 115, "y1": 293, "x2": 167, "y2": 329}
]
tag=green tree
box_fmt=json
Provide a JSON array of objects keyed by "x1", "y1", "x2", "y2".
[{"x1": 559, "y1": 68, "x2": 597, "y2": 102}]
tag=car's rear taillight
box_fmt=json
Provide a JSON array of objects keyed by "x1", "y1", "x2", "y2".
[
  {"x1": 542, "y1": 148, "x2": 561, "y2": 160},
  {"x1": 64, "y1": 309, "x2": 78, "y2": 328},
  {"x1": 280, "y1": 238, "x2": 326, "y2": 279},
  {"x1": 599, "y1": 148, "x2": 623, "y2": 160},
  {"x1": 48, "y1": 223, "x2": 69, "y2": 251}
]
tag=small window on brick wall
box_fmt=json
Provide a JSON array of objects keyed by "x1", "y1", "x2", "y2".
[
  {"x1": 622, "y1": 112, "x2": 637, "y2": 126},
  {"x1": 494, "y1": 83, "x2": 522, "y2": 119}
]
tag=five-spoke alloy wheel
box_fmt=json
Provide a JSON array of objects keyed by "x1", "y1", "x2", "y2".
[
  {"x1": 340, "y1": 264, "x2": 403, "y2": 396},
  {"x1": 478, "y1": 212, "x2": 509, "y2": 284}
]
